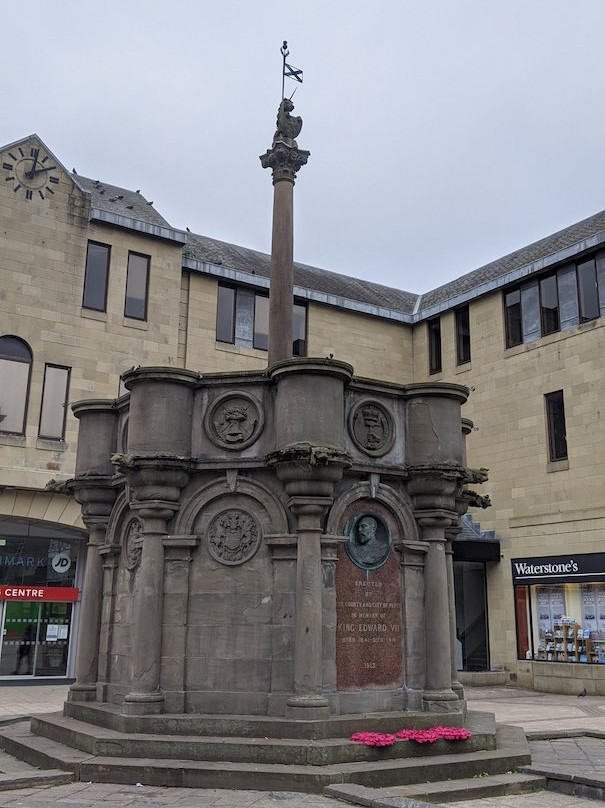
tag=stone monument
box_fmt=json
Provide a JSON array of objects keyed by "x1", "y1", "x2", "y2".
[{"x1": 12, "y1": 55, "x2": 498, "y2": 791}]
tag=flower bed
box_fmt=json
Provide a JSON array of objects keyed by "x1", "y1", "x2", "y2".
[{"x1": 351, "y1": 726, "x2": 471, "y2": 747}]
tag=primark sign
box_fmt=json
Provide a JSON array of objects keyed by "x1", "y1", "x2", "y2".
[{"x1": 512, "y1": 553, "x2": 605, "y2": 585}]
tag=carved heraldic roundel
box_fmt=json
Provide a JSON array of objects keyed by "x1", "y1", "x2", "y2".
[
  {"x1": 207, "y1": 509, "x2": 261, "y2": 566},
  {"x1": 123, "y1": 517, "x2": 143, "y2": 571},
  {"x1": 205, "y1": 392, "x2": 264, "y2": 451},
  {"x1": 349, "y1": 400, "x2": 395, "y2": 457}
]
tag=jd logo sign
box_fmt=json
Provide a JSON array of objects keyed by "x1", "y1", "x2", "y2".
[{"x1": 51, "y1": 553, "x2": 71, "y2": 574}]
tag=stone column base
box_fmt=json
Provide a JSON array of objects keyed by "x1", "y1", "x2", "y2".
[
  {"x1": 452, "y1": 681, "x2": 465, "y2": 700},
  {"x1": 67, "y1": 684, "x2": 97, "y2": 703},
  {"x1": 285, "y1": 695, "x2": 330, "y2": 720},
  {"x1": 422, "y1": 688, "x2": 460, "y2": 713},
  {"x1": 122, "y1": 691, "x2": 165, "y2": 716}
]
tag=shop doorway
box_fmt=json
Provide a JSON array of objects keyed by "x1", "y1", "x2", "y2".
[{"x1": 0, "y1": 600, "x2": 72, "y2": 678}]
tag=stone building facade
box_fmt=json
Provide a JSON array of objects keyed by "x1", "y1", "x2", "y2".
[{"x1": 2, "y1": 132, "x2": 605, "y2": 694}]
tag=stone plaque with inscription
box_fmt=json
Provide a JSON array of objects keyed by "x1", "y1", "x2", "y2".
[{"x1": 336, "y1": 548, "x2": 403, "y2": 691}]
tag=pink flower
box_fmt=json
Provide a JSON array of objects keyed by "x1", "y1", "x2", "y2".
[{"x1": 350, "y1": 731, "x2": 397, "y2": 747}]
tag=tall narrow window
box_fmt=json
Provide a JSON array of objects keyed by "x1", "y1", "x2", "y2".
[
  {"x1": 82, "y1": 241, "x2": 111, "y2": 311},
  {"x1": 577, "y1": 258, "x2": 599, "y2": 323},
  {"x1": 216, "y1": 285, "x2": 236, "y2": 343},
  {"x1": 124, "y1": 252, "x2": 150, "y2": 320},
  {"x1": 545, "y1": 390, "x2": 567, "y2": 462},
  {"x1": 293, "y1": 303, "x2": 307, "y2": 356},
  {"x1": 428, "y1": 317, "x2": 442, "y2": 374},
  {"x1": 253, "y1": 295, "x2": 269, "y2": 350},
  {"x1": 39, "y1": 364, "x2": 70, "y2": 440},
  {"x1": 539, "y1": 274, "x2": 560, "y2": 335},
  {"x1": 0, "y1": 336, "x2": 32, "y2": 435},
  {"x1": 455, "y1": 305, "x2": 471, "y2": 365},
  {"x1": 504, "y1": 289, "x2": 522, "y2": 347}
]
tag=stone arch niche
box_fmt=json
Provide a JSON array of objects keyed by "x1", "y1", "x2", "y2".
[
  {"x1": 326, "y1": 481, "x2": 422, "y2": 714},
  {"x1": 175, "y1": 476, "x2": 290, "y2": 716}
]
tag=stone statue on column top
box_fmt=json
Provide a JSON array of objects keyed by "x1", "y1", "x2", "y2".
[{"x1": 273, "y1": 98, "x2": 303, "y2": 146}]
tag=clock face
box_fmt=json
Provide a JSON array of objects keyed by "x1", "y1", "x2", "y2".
[{"x1": 2, "y1": 144, "x2": 60, "y2": 200}]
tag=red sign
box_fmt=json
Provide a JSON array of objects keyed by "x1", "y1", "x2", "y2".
[{"x1": 0, "y1": 586, "x2": 79, "y2": 602}]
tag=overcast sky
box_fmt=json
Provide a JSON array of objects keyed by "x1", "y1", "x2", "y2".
[{"x1": 2, "y1": 1, "x2": 605, "y2": 293}]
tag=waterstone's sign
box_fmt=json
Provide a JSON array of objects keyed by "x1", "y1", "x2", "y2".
[{"x1": 512, "y1": 553, "x2": 605, "y2": 585}]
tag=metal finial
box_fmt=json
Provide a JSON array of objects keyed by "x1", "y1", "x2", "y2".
[{"x1": 281, "y1": 41, "x2": 289, "y2": 57}]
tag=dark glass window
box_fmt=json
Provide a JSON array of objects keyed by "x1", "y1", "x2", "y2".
[
  {"x1": 216, "y1": 285, "x2": 235, "y2": 343},
  {"x1": 124, "y1": 252, "x2": 150, "y2": 320},
  {"x1": 505, "y1": 249, "x2": 605, "y2": 347},
  {"x1": 577, "y1": 258, "x2": 599, "y2": 323},
  {"x1": 455, "y1": 305, "x2": 471, "y2": 365},
  {"x1": 545, "y1": 390, "x2": 567, "y2": 462},
  {"x1": 39, "y1": 365, "x2": 70, "y2": 440},
  {"x1": 504, "y1": 289, "x2": 522, "y2": 347},
  {"x1": 293, "y1": 303, "x2": 307, "y2": 356},
  {"x1": 428, "y1": 317, "x2": 442, "y2": 374},
  {"x1": 82, "y1": 241, "x2": 110, "y2": 311},
  {"x1": 454, "y1": 561, "x2": 489, "y2": 671},
  {"x1": 216, "y1": 284, "x2": 307, "y2": 356},
  {"x1": 253, "y1": 295, "x2": 269, "y2": 350},
  {"x1": 0, "y1": 336, "x2": 32, "y2": 435},
  {"x1": 540, "y1": 275, "x2": 560, "y2": 335}
]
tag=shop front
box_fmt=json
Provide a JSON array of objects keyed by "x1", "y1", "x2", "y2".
[
  {"x1": 513, "y1": 552, "x2": 605, "y2": 693},
  {"x1": 0, "y1": 518, "x2": 84, "y2": 679}
]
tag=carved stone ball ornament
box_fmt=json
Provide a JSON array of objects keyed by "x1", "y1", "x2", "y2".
[
  {"x1": 349, "y1": 399, "x2": 395, "y2": 457},
  {"x1": 345, "y1": 513, "x2": 391, "y2": 571},
  {"x1": 205, "y1": 392, "x2": 264, "y2": 451},
  {"x1": 207, "y1": 509, "x2": 262, "y2": 566},
  {"x1": 123, "y1": 517, "x2": 143, "y2": 572}
]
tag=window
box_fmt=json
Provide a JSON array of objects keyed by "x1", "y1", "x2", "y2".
[
  {"x1": 124, "y1": 252, "x2": 150, "y2": 320},
  {"x1": 545, "y1": 390, "x2": 567, "y2": 462},
  {"x1": 455, "y1": 305, "x2": 471, "y2": 365},
  {"x1": 39, "y1": 364, "x2": 70, "y2": 440},
  {"x1": 505, "y1": 249, "x2": 605, "y2": 347},
  {"x1": 82, "y1": 241, "x2": 110, "y2": 311},
  {"x1": 216, "y1": 284, "x2": 307, "y2": 356},
  {"x1": 428, "y1": 317, "x2": 442, "y2": 374},
  {"x1": 0, "y1": 336, "x2": 32, "y2": 435}
]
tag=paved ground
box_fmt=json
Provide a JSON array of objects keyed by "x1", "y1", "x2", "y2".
[{"x1": 0, "y1": 683, "x2": 605, "y2": 806}]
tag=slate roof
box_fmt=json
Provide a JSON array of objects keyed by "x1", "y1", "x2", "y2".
[
  {"x1": 420, "y1": 208, "x2": 605, "y2": 310},
  {"x1": 77, "y1": 175, "x2": 172, "y2": 228},
  {"x1": 186, "y1": 232, "x2": 419, "y2": 315}
]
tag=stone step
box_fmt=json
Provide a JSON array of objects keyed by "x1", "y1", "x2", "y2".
[
  {"x1": 0, "y1": 721, "x2": 531, "y2": 793},
  {"x1": 64, "y1": 700, "x2": 483, "y2": 740},
  {"x1": 28, "y1": 711, "x2": 495, "y2": 766},
  {"x1": 326, "y1": 772, "x2": 547, "y2": 804},
  {"x1": 0, "y1": 730, "x2": 73, "y2": 790}
]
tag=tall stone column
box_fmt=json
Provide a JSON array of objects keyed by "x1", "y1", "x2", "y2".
[
  {"x1": 260, "y1": 100, "x2": 309, "y2": 366},
  {"x1": 286, "y1": 497, "x2": 333, "y2": 719},
  {"x1": 419, "y1": 517, "x2": 458, "y2": 711},
  {"x1": 122, "y1": 502, "x2": 177, "y2": 715},
  {"x1": 445, "y1": 534, "x2": 464, "y2": 699},
  {"x1": 67, "y1": 398, "x2": 118, "y2": 703},
  {"x1": 68, "y1": 484, "x2": 116, "y2": 702}
]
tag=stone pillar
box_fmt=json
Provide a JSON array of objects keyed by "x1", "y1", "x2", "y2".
[
  {"x1": 401, "y1": 541, "x2": 428, "y2": 711},
  {"x1": 419, "y1": 517, "x2": 459, "y2": 712},
  {"x1": 67, "y1": 491, "x2": 115, "y2": 702},
  {"x1": 260, "y1": 102, "x2": 310, "y2": 367},
  {"x1": 122, "y1": 502, "x2": 177, "y2": 715},
  {"x1": 67, "y1": 399, "x2": 118, "y2": 703},
  {"x1": 445, "y1": 535, "x2": 464, "y2": 699},
  {"x1": 286, "y1": 497, "x2": 333, "y2": 719},
  {"x1": 96, "y1": 542, "x2": 121, "y2": 702}
]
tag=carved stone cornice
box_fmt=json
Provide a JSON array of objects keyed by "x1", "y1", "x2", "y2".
[
  {"x1": 66, "y1": 475, "x2": 117, "y2": 527},
  {"x1": 113, "y1": 454, "x2": 192, "y2": 505},
  {"x1": 260, "y1": 140, "x2": 310, "y2": 184}
]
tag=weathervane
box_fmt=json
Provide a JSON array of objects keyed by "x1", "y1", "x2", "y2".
[{"x1": 280, "y1": 40, "x2": 303, "y2": 100}]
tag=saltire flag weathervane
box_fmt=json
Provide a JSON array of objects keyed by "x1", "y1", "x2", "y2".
[{"x1": 281, "y1": 40, "x2": 303, "y2": 100}]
